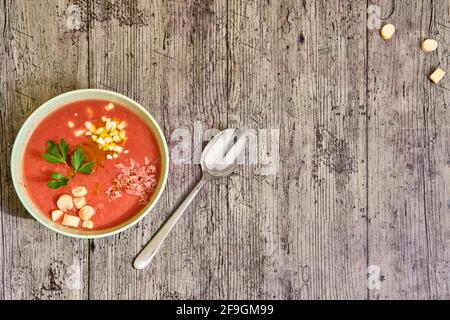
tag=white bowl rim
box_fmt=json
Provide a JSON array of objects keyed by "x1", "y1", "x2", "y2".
[{"x1": 10, "y1": 89, "x2": 169, "y2": 239}]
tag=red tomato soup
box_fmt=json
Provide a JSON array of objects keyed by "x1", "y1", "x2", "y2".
[{"x1": 23, "y1": 99, "x2": 161, "y2": 231}]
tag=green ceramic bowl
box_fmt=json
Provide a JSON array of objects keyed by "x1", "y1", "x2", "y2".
[{"x1": 11, "y1": 89, "x2": 169, "y2": 238}]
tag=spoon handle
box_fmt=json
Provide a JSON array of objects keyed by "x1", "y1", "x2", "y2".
[{"x1": 133, "y1": 177, "x2": 207, "y2": 269}]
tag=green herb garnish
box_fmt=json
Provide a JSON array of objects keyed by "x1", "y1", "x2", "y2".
[
  {"x1": 71, "y1": 146, "x2": 94, "y2": 174},
  {"x1": 78, "y1": 161, "x2": 94, "y2": 174},
  {"x1": 42, "y1": 139, "x2": 94, "y2": 189},
  {"x1": 42, "y1": 139, "x2": 67, "y2": 164},
  {"x1": 47, "y1": 172, "x2": 70, "y2": 189},
  {"x1": 60, "y1": 139, "x2": 69, "y2": 161}
]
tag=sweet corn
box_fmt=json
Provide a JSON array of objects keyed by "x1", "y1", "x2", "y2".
[
  {"x1": 112, "y1": 145, "x2": 123, "y2": 153},
  {"x1": 106, "y1": 121, "x2": 117, "y2": 131},
  {"x1": 85, "y1": 121, "x2": 95, "y2": 132},
  {"x1": 118, "y1": 121, "x2": 126, "y2": 130},
  {"x1": 86, "y1": 115, "x2": 127, "y2": 160},
  {"x1": 97, "y1": 137, "x2": 105, "y2": 146},
  {"x1": 74, "y1": 129, "x2": 85, "y2": 137}
]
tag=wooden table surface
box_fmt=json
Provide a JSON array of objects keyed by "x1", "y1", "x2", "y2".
[{"x1": 1, "y1": 0, "x2": 450, "y2": 300}]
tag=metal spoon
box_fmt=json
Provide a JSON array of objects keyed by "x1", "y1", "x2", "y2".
[{"x1": 134, "y1": 128, "x2": 246, "y2": 269}]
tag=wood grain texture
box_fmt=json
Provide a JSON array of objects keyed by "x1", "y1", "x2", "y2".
[
  {"x1": 423, "y1": 0, "x2": 450, "y2": 299},
  {"x1": 368, "y1": 0, "x2": 450, "y2": 299},
  {"x1": 0, "y1": 0, "x2": 449, "y2": 300},
  {"x1": 226, "y1": 0, "x2": 367, "y2": 299},
  {"x1": 0, "y1": 0, "x2": 89, "y2": 299}
]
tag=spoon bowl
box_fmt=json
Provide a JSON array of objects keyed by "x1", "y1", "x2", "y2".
[{"x1": 201, "y1": 128, "x2": 245, "y2": 177}]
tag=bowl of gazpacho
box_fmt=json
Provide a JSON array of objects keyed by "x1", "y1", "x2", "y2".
[{"x1": 11, "y1": 89, "x2": 169, "y2": 238}]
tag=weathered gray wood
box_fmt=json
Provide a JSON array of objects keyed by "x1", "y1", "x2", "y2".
[
  {"x1": 227, "y1": 0, "x2": 368, "y2": 299},
  {"x1": 1, "y1": 0, "x2": 450, "y2": 300},
  {"x1": 368, "y1": 0, "x2": 450, "y2": 299},
  {"x1": 0, "y1": 0, "x2": 89, "y2": 299},
  {"x1": 423, "y1": 0, "x2": 450, "y2": 299}
]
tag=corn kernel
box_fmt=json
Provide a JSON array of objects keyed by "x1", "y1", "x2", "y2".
[
  {"x1": 74, "y1": 129, "x2": 85, "y2": 137},
  {"x1": 86, "y1": 116, "x2": 126, "y2": 159},
  {"x1": 112, "y1": 135, "x2": 121, "y2": 143},
  {"x1": 85, "y1": 131, "x2": 92, "y2": 136},
  {"x1": 107, "y1": 121, "x2": 117, "y2": 131},
  {"x1": 118, "y1": 121, "x2": 126, "y2": 130},
  {"x1": 97, "y1": 138, "x2": 106, "y2": 146},
  {"x1": 85, "y1": 121, "x2": 95, "y2": 132},
  {"x1": 113, "y1": 145, "x2": 123, "y2": 153}
]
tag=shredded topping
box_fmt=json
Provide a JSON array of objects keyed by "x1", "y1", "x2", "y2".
[{"x1": 106, "y1": 158, "x2": 158, "y2": 204}]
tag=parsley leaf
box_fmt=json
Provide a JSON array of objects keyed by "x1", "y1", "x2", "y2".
[
  {"x1": 47, "y1": 172, "x2": 70, "y2": 189},
  {"x1": 71, "y1": 146, "x2": 94, "y2": 174},
  {"x1": 42, "y1": 153, "x2": 65, "y2": 164},
  {"x1": 59, "y1": 139, "x2": 69, "y2": 162},
  {"x1": 71, "y1": 147, "x2": 86, "y2": 172},
  {"x1": 78, "y1": 161, "x2": 94, "y2": 174},
  {"x1": 42, "y1": 140, "x2": 66, "y2": 164},
  {"x1": 42, "y1": 140, "x2": 94, "y2": 188}
]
